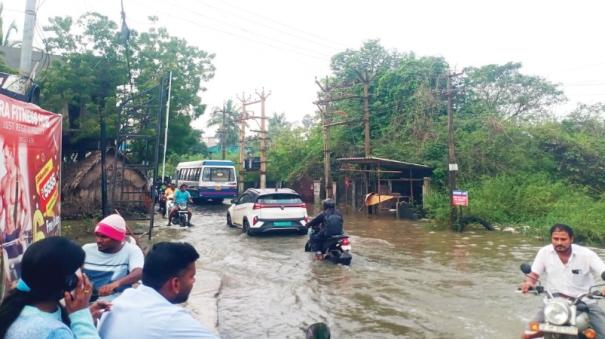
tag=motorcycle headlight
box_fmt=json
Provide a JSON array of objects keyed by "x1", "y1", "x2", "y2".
[{"x1": 544, "y1": 301, "x2": 570, "y2": 325}]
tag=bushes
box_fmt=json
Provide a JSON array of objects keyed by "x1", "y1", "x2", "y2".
[{"x1": 424, "y1": 173, "x2": 605, "y2": 244}]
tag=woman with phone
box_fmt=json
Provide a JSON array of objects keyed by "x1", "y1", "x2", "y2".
[{"x1": 0, "y1": 236, "x2": 104, "y2": 338}]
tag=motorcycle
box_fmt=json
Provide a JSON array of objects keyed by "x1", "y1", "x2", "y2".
[
  {"x1": 170, "y1": 202, "x2": 190, "y2": 227},
  {"x1": 304, "y1": 227, "x2": 352, "y2": 266},
  {"x1": 520, "y1": 263, "x2": 605, "y2": 339}
]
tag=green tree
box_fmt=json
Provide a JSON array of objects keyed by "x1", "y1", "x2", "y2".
[
  {"x1": 39, "y1": 13, "x2": 214, "y2": 160},
  {"x1": 462, "y1": 62, "x2": 566, "y2": 121}
]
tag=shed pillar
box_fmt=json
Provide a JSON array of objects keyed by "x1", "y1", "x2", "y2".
[{"x1": 422, "y1": 177, "x2": 432, "y2": 207}]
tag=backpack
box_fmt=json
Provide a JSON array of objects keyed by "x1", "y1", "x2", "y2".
[{"x1": 323, "y1": 212, "x2": 343, "y2": 236}]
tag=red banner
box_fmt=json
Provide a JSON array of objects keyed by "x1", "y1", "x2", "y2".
[
  {"x1": 0, "y1": 93, "x2": 62, "y2": 290},
  {"x1": 452, "y1": 190, "x2": 469, "y2": 206}
]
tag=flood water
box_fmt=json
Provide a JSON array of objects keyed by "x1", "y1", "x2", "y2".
[{"x1": 159, "y1": 203, "x2": 605, "y2": 339}]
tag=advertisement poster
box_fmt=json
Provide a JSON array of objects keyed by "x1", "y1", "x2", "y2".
[
  {"x1": 0, "y1": 93, "x2": 62, "y2": 293},
  {"x1": 452, "y1": 190, "x2": 469, "y2": 206}
]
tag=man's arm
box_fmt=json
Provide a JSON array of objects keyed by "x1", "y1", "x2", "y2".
[
  {"x1": 520, "y1": 272, "x2": 540, "y2": 293},
  {"x1": 98, "y1": 245, "x2": 144, "y2": 296},
  {"x1": 520, "y1": 247, "x2": 546, "y2": 293},
  {"x1": 98, "y1": 268, "x2": 142, "y2": 296},
  {"x1": 306, "y1": 213, "x2": 324, "y2": 229}
]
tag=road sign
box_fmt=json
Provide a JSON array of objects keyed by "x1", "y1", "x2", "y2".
[{"x1": 452, "y1": 190, "x2": 468, "y2": 206}]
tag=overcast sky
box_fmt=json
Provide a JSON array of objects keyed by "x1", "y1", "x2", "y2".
[{"x1": 5, "y1": 0, "x2": 605, "y2": 134}]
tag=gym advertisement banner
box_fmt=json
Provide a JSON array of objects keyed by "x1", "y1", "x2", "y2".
[{"x1": 0, "y1": 93, "x2": 62, "y2": 294}]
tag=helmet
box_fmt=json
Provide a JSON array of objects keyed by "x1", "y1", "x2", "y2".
[{"x1": 322, "y1": 199, "x2": 335, "y2": 210}]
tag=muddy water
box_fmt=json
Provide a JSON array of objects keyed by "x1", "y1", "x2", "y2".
[{"x1": 161, "y1": 204, "x2": 605, "y2": 339}]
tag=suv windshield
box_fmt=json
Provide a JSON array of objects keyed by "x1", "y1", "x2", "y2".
[{"x1": 257, "y1": 194, "x2": 302, "y2": 204}]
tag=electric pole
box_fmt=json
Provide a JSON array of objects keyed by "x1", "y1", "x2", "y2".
[
  {"x1": 236, "y1": 93, "x2": 261, "y2": 193},
  {"x1": 314, "y1": 78, "x2": 358, "y2": 199},
  {"x1": 213, "y1": 104, "x2": 227, "y2": 160},
  {"x1": 19, "y1": 0, "x2": 37, "y2": 77},
  {"x1": 256, "y1": 88, "x2": 271, "y2": 189},
  {"x1": 445, "y1": 70, "x2": 463, "y2": 229},
  {"x1": 362, "y1": 74, "x2": 371, "y2": 157}
]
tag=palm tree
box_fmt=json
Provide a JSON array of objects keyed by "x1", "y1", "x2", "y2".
[{"x1": 207, "y1": 99, "x2": 241, "y2": 149}]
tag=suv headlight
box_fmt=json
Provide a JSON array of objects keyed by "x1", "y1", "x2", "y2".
[{"x1": 544, "y1": 301, "x2": 570, "y2": 325}]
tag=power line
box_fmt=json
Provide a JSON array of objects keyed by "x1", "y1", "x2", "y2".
[
  {"x1": 160, "y1": 0, "x2": 333, "y2": 60},
  {"x1": 197, "y1": 0, "x2": 348, "y2": 51}
]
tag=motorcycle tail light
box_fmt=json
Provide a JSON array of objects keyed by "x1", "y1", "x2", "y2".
[
  {"x1": 341, "y1": 237, "x2": 350, "y2": 246},
  {"x1": 583, "y1": 328, "x2": 597, "y2": 339},
  {"x1": 529, "y1": 321, "x2": 540, "y2": 332}
]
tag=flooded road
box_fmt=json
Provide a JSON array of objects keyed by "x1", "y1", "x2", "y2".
[{"x1": 161, "y1": 204, "x2": 605, "y2": 339}]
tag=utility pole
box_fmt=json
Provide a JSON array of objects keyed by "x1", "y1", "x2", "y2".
[
  {"x1": 445, "y1": 70, "x2": 463, "y2": 229},
  {"x1": 19, "y1": 0, "x2": 37, "y2": 77},
  {"x1": 362, "y1": 74, "x2": 371, "y2": 157},
  {"x1": 236, "y1": 93, "x2": 261, "y2": 193},
  {"x1": 314, "y1": 79, "x2": 358, "y2": 199},
  {"x1": 315, "y1": 78, "x2": 333, "y2": 199},
  {"x1": 221, "y1": 104, "x2": 226, "y2": 160},
  {"x1": 161, "y1": 71, "x2": 173, "y2": 181},
  {"x1": 353, "y1": 70, "x2": 374, "y2": 158},
  {"x1": 256, "y1": 88, "x2": 271, "y2": 189}
]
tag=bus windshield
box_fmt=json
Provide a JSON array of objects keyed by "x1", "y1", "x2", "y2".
[{"x1": 202, "y1": 167, "x2": 234, "y2": 182}]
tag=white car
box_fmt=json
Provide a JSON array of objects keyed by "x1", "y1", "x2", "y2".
[{"x1": 227, "y1": 188, "x2": 308, "y2": 236}]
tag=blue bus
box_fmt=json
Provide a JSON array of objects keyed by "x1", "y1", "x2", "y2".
[{"x1": 175, "y1": 160, "x2": 237, "y2": 203}]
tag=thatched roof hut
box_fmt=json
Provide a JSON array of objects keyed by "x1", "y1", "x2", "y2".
[{"x1": 61, "y1": 150, "x2": 149, "y2": 218}]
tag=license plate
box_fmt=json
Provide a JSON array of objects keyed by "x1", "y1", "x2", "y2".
[
  {"x1": 273, "y1": 221, "x2": 292, "y2": 227},
  {"x1": 341, "y1": 245, "x2": 351, "y2": 251},
  {"x1": 540, "y1": 323, "x2": 577, "y2": 335}
]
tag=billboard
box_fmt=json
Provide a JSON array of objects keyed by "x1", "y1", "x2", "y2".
[{"x1": 0, "y1": 92, "x2": 62, "y2": 293}]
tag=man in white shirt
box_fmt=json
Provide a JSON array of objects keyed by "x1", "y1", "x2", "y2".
[
  {"x1": 520, "y1": 224, "x2": 605, "y2": 337},
  {"x1": 98, "y1": 241, "x2": 218, "y2": 339}
]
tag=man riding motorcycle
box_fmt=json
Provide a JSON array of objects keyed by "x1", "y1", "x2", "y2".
[
  {"x1": 167, "y1": 184, "x2": 193, "y2": 226},
  {"x1": 519, "y1": 223, "x2": 605, "y2": 338},
  {"x1": 306, "y1": 199, "x2": 344, "y2": 259}
]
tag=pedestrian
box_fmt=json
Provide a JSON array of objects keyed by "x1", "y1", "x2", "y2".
[
  {"x1": 0, "y1": 237, "x2": 103, "y2": 339},
  {"x1": 97, "y1": 241, "x2": 218, "y2": 338},
  {"x1": 82, "y1": 214, "x2": 144, "y2": 301}
]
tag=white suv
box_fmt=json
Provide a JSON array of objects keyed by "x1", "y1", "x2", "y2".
[{"x1": 227, "y1": 188, "x2": 308, "y2": 236}]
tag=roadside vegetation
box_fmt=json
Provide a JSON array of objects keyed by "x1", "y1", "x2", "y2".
[{"x1": 259, "y1": 41, "x2": 605, "y2": 244}]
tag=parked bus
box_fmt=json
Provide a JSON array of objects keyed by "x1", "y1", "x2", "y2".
[{"x1": 175, "y1": 160, "x2": 237, "y2": 203}]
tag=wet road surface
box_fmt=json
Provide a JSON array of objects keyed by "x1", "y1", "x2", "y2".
[{"x1": 158, "y1": 203, "x2": 605, "y2": 339}]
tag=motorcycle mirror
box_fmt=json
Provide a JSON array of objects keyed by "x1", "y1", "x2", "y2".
[{"x1": 520, "y1": 263, "x2": 532, "y2": 274}]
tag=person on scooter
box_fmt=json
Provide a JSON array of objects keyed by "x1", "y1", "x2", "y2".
[
  {"x1": 519, "y1": 223, "x2": 605, "y2": 338},
  {"x1": 161, "y1": 183, "x2": 176, "y2": 218},
  {"x1": 306, "y1": 199, "x2": 344, "y2": 258},
  {"x1": 168, "y1": 184, "x2": 193, "y2": 226}
]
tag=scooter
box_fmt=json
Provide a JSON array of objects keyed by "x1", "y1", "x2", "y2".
[
  {"x1": 304, "y1": 228, "x2": 352, "y2": 266},
  {"x1": 170, "y1": 203, "x2": 190, "y2": 227},
  {"x1": 519, "y1": 263, "x2": 605, "y2": 339}
]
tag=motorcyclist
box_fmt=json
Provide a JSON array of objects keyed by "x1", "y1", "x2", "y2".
[
  {"x1": 306, "y1": 199, "x2": 344, "y2": 258},
  {"x1": 519, "y1": 223, "x2": 605, "y2": 338},
  {"x1": 161, "y1": 183, "x2": 176, "y2": 218},
  {"x1": 167, "y1": 184, "x2": 193, "y2": 226}
]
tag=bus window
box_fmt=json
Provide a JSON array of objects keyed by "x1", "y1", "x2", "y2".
[{"x1": 202, "y1": 168, "x2": 233, "y2": 182}]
